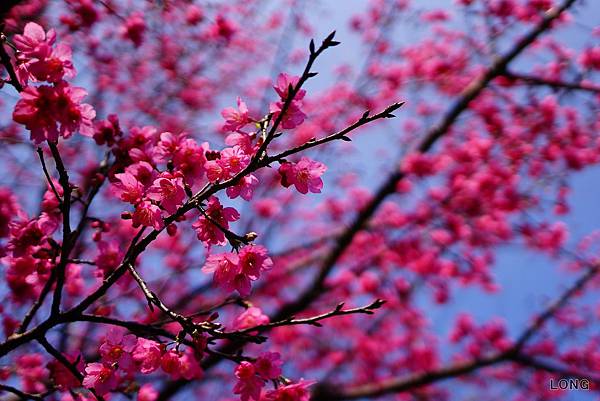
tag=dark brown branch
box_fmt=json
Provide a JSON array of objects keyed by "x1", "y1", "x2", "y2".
[
  {"x1": 48, "y1": 142, "x2": 72, "y2": 316},
  {"x1": 0, "y1": 32, "x2": 22, "y2": 92},
  {"x1": 234, "y1": 299, "x2": 385, "y2": 334},
  {"x1": 16, "y1": 271, "x2": 56, "y2": 334},
  {"x1": 125, "y1": 262, "x2": 265, "y2": 344},
  {"x1": 36, "y1": 147, "x2": 63, "y2": 207},
  {"x1": 37, "y1": 337, "x2": 104, "y2": 401},
  {"x1": 513, "y1": 264, "x2": 600, "y2": 350},
  {"x1": 0, "y1": 384, "x2": 45, "y2": 401},
  {"x1": 504, "y1": 70, "x2": 600, "y2": 93}
]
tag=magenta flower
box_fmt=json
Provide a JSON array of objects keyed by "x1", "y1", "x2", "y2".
[
  {"x1": 192, "y1": 197, "x2": 240, "y2": 246},
  {"x1": 82, "y1": 362, "x2": 118, "y2": 396},
  {"x1": 206, "y1": 146, "x2": 251, "y2": 182},
  {"x1": 113, "y1": 171, "x2": 145, "y2": 204},
  {"x1": 138, "y1": 384, "x2": 158, "y2": 401},
  {"x1": 254, "y1": 352, "x2": 282, "y2": 380},
  {"x1": 222, "y1": 97, "x2": 251, "y2": 132},
  {"x1": 160, "y1": 350, "x2": 182, "y2": 378},
  {"x1": 234, "y1": 307, "x2": 270, "y2": 330},
  {"x1": 98, "y1": 328, "x2": 137, "y2": 371},
  {"x1": 273, "y1": 73, "x2": 306, "y2": 101},
  {"x1": 202, "y1": 252, "x2": 242, "y2": 294},
  {"x1": 132, "y1": 201, "x2": 164, "y2": 231},
  {"x1": 278, "y1": 157, "x2": 327, "y2": 194},
  {"x1": 13, "y1": 83, "x2": 95, "y2": 143},
  {"x1": 95, "y1": 241, "x2": 123, "y2": 276},
  {"x1": 132, "y1": 338, "x2": 163, "y2": 374},
  {"x1": 270, "y1": 100, "x2": 306, "y2": 129},
  {"x1": 13, "y1": 22, "x2": 56, "y2": 59},
  {"x1": 233, "y1": 361, "x2": 265, "y2": 401},
  {"x1": 146, "y1": 172, "x2": 186, "y2": 214},
  {"x1": 120, "y1": 13, "x2": 146, "y2": 47},
  {"x1": 264, "y1": 380, "x2": 314, "y2": 401},
  {"x1": 202, "y1": 245, "x2": 272, "y2": 296},
  {"x1": 238, "y1": 244, "x2": 273, "y2": 279},
  {"x1": 226, "y1": 174, "x2": 259, "y2": 201}
]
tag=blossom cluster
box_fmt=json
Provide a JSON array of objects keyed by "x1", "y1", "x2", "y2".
[
  {"x1": 81, "y1": 328, "x2": 202, "y2": 395},
  {"x1": 11, "y1": 22, "x2": 95, "y2": 143}
]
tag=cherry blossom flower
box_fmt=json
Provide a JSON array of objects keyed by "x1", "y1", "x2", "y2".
[
  {"x1": 146, "y1": 172, "x2": 186, "y2": 214},
  {"x1": 222, "y1": 97, "x2": 251, "y2": 132},
  {"x1": 278, "y1": 157, "x2": 327, "y2": 194},
  {"x1": 132, "y1": 201, "x2": 164, "y2": 230},
  {"x1": 99, "y1": 328, "x2": 137, "y2": 371},
  {"x1": 16, "y1": 353, "x2": 48, "y2": 394},
  {"x1": 192, "y1": 197, "x2": 239, "y2": 246},
  {"x1": 121, "y1": 13, "x2": 145, "y2": 47},
  {"x1": 238, "y1": 244, "x2": 273, "y2": 279},
  {"x1": 138, "y1": 384, "x2": 158, "y2": 401},
  {"x1": 95, "y1": 241, "x2": 123, "y2": 276},
  {"x1": 234, "y1": 307, "x2": 270, "y2": 330},
  {"x1": 93, "y1": 114, "x2": 121, "y2": 146},
  {"x1": 132, "y1": 338, "x2": 163, "y2": 374},
  {"x1": 160, "y1": 350, "x2": 181, "y2": 376},
  {"x1": 254, "y1": 352, "x2": 282, "y2": 380},
  {"x1": 113, "y1": 171, "x2": 145, "y2": 204},
  {"x1": 270, "y1": 100, "x2": 306, "y2": 129},
  {"x1": 13, "y1": 83, "x2": 95, "y2": 143},
  {"x1": 202, "y1": 245, "x2": 272, "y2": 296},
  {"x1": 264, "y1": 380, "x2": 313, "y2": 401},
  {"x1": 206, "y1": 146, "x2": 251, "y2": 182},
  {"x1": 226, "y1": 174, "x2": 259, "y2": 201},
  {"x1": 83, "y1": 362, "x2": 118, "y2": 395},
  {"x1": 273, "y1": 73, "x2": 306, "y2": 100},
  {"x1": 202, "y1": 252, "x2": 242, "y2": 294},
  {"x1": 233, "y1": 361, "x2": 264, "y2": 401},
  {"x1": 13, "y1": 22, "x2": 56, "y2": 59}
]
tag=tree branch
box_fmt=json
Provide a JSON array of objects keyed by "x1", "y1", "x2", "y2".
[{"x1": 503, "y1": 70, "x2": 600, "y2": 93}]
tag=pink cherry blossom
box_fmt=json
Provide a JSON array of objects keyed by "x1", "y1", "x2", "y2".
[
  {"x1": 146, "y1": 172, "x2": 186, "y2": 214},
  {"x1": 98, "y1": 328, "x2": 137, "y2": 371},
  {"x1": 206, "y1": 146, "x2": 251, "y2": 182},
  {"x1": 254, "y1": 352, "x2": 282, "y2": 380},
  {"x1": 82, "y1": 362, "x2": 118, "y2": 396},
  {"x1": 192, "y1": 196, "x2": 240, "y2": 246},
  {"x1": 222, "y1": 97, "x2": 251, "y2": 132},
  {"x1": 278, "y1": 157, "x2": 327, "y2": 194},
  {"x1": 238, "y1": 244, "x2": 273, "y2": 279},
  {"x1": 234, "y1": 307, "x2": 270, "y2": 330},
  {"x1": 270, "y1": 100, "x2": 306, "y2": 129},
  {"x1": 202, "y1": 252, "x2": 242, "y2": 294},
  {"x1": 264, "y1": 380, "x2": 313, "y2": 401},
  {"x1": 13, "y1": 82, "x2": 95, "y2": 143},
  {"x1": 138, "y1": 384, "x2": 158, "y2": 401},
  {"x1": 233, "y1": 361, "x2": 264, "y2": 401},
  {"x1": 273, "y1": 73, "x2": 306, "y2": 100},
  {"x1": 113, "y1": 171, "x2": 145, "y2": 204},
  {"x1": 120, "y1": 13, "x2": 146, "y2": 47},
  {"x1": 226, "y1": 174, "x2": 259, "y2": 201},
  {"x1": 13, "y1": 22, "x2": 56, "y2": 59},
  {"x1": 132, "y1": 338, "x2": 163, "y2": 374},
  {"x1": 132, "y1": 201, "x2": 164, "y2": 230}
]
